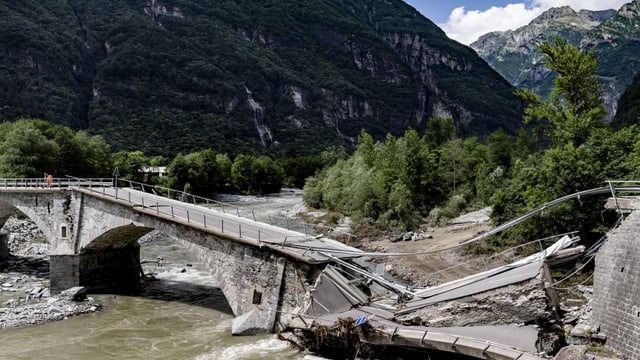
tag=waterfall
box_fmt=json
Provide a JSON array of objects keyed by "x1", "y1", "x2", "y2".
[{"x1": 245, "y1": 87, "x2": 273, "y2": 146}]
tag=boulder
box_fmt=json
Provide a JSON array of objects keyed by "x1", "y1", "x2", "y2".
[
  {"x1": 553, "y1": 345, "x2": 587, "y2": 360},
  {"x1": 59, "y1": 286, "x2": 87, "y2": 301}
]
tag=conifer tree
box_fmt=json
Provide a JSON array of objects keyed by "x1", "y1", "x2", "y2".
[{"x1": 515, "y1": 39, "x2": 606, "y2": 147}]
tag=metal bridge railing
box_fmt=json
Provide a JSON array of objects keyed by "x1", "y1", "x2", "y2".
[
  {"x1": 61, "y1": 176, "x2": 329, "y2": 253},
  {"x1": 0, "y1": 177, "x2": 113, "y2": 189},
  {"x1": 113, "y1": 178, "x2": 352, "y2": 242}
]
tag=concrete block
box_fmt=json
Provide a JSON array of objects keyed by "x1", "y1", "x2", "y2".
[
  {"x1": 59, "y1": 286, "x2": 87, "y2": 301},
  {"x1": 231, "y1": 308, "x2": 270, "y2": 335}
]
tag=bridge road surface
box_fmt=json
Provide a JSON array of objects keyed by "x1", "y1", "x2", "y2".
[{"x1": 77, "y1": 185, "x2": 363, "y2": 263}]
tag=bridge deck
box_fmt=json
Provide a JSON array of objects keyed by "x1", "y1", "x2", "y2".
[
  {"x1": 291, "y1": 306, "x2": 542, "y2": 359},
  {"x1": 0, "y1": 178, "x2": 363, "y2": 263}
]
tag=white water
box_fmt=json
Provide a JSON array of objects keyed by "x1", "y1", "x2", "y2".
[{"x1": 245, "y1": 87, "x2": 273, "y2": 146}]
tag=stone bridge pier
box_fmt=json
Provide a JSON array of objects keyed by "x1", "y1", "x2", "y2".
[
  {"x1": 0, "y1": 188, "x2": 316, "y2": 334},
  {"x1": 0, "y1": 189, "x2": 153, "y2": 293}
]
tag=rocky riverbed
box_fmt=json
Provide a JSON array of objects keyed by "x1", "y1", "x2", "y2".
[{"x1": 0, "y1": 217, "x2": 101, "y2": 330}]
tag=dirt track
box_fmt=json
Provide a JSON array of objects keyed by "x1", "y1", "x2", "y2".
[
  {"x1": 357, "y1": 221, "x2": 492, "y2": 288},
  {"x1": 227, "y1": 192, "x2": 494, "y2": 288}
]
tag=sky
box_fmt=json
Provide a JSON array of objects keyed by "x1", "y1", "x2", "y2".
[{"x1": 404, "y1": 0, "x2": 630, "y2": 45}]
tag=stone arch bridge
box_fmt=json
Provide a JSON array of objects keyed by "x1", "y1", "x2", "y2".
[{"x1": 0, "y1": 177, "x2": 359, "y2": 335}]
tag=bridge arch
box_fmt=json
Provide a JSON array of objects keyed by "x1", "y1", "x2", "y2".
[
  {"x1": 0, "y1": 184, "x2": 328, "y2": 334},
  {"x1": 0, "y1": 193, "x2": 63, "y2": 251},
  {"x1": 0, "y1": 190, "x2": 157, "y2": 293}
]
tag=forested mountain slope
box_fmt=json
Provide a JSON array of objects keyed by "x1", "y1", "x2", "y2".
[
  {"x1": 0, "y1": 0, "x2": 523, "y2": 156},
  {"x1": 612, "y1": 71, "x2": 640, "y2": 129}
]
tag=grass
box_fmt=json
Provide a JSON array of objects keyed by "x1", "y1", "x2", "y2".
[{"x1": 587, "y1": 345, "x2": 627, "y2": 358}]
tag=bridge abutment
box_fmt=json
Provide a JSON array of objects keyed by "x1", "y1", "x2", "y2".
[
  {"x1": 593, "y1": 200, "x2": 640, "y2": 359},
  {"x1": 49, "y1": 255, "x2": 80, "y2": 294},
  {"x1": 79, "y1": 243, "x2": 142, "y2": 293},
  {"x1": 50, "y1": 244, "x2": 143, "y2": 294}
]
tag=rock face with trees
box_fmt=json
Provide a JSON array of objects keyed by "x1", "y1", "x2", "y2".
[
  {"x1": 471, "y1": 1, "x2": 640, "y2": 119},
  {"x1": 0, "y1": 0, "x2": 523, "y2": 156},
  {"x1": 305, "y1": 39, "x2": 640, "y2": 252}
]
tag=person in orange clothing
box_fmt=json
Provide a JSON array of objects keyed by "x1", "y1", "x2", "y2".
[{"x1": 47, "y1": 173, "x2": 53, "y2": 188}]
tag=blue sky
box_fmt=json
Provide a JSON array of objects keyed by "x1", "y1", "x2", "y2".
[{"x1": 403, "y1": 0, "x2": 630, "y2": 45}]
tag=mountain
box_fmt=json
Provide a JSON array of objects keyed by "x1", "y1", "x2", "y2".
[
  {"x1": 0, "y1": 0, "x2": 523, "y2": 156},
  {"x1": 470, "y1": 1, "x2": 640, "y2": 119}
]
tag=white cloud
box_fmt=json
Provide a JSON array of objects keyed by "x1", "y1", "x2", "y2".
[
  {"x1": 440, "y1": 0, "x2": 630, "y2": 45},
  {"x1": 533, "y1": 0, "x2": 628, "y2": 11}
]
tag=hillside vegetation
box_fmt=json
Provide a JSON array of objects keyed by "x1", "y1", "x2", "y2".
[
  {"x1": 306, "y1": 40, "x2": 640, "y2": 250},
  {"x1": 0, "y1": 0, "x2": 522, "y2": 156}
]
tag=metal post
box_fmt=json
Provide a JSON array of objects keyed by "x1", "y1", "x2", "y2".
[
  {"x1": 221, "y1": 219, "x2": 224, "y2": 233},
  {"x1": 187, "y1": 210, "x2": 190, "y2": 223},
  {"x1": 238, "y1": 224, "x2": 242, "y2": 238},
  {"x1": 258, "y1": 229, "x2": 261, "y2": 243},
  {"x1": 156, "y1": 202, "x2": 159, "y2": 214},
  {"x1": 113, "y1": 167, "x2": 120, "y2": 199},
  {"x1": 171, "y1": 206, "x2": 174, "y2": 217},
  {"x1": 203, "y1": 214, "x2": 206, "y2": 228},
  {"x1": 252, "y1": 210, "x2": 256, "y2": 222},
  {"x1": 281, "y1": 236, "x2": 287, "y2": 248},
  {"x1": 608, "y1": 180, "x2": 621, "y2": 213},
  {"x1": 236, "y1": 207, "x2": 240, "y2": 217}
]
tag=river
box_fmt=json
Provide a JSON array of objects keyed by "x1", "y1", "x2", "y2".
[{"x1": 0, "y1": 231, "x2": 308, "y2": 360}]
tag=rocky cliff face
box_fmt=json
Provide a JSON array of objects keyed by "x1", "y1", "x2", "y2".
[
  {"x1": 0, "y1": 0, "x2": 523, "y2": 156},
  {"x1": 471, "y1": 1, "x2": 640, "y2": 119}
]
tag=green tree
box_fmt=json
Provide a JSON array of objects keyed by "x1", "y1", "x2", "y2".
[
  {"x1": 231, "y1": 154, "x2": 255, "y2": 193},
  {"x1": 425, "y1": 117, "x2": 456, "y2": 148},
  {"x1": 0, "y1": 119, "x2": 59, "y2": 177},
  {"x1": 166, "y1": 153, "x2": 190, "y2": 193},
  {"x1": 73, "y1": 131, "x2": 113, "y2": 177},
  {"x1": 515, "y1": 39, "x2": 606, "y2": 147},
  {"x1": 487, "y1": 128, "x2": 512, "y2": 169},
  {"x1": 112, "y1": 150, "x2": 149, "y2": 183},
  {"x1": 250, "y1": 155, "x2": 285, "y2": 194}
]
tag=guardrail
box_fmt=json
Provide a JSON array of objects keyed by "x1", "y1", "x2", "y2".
[
  {"x1": 113, "y1": 178, "x2": 353, "y2": 242},
  {"x1": 0, "y1": 176, "x2": 301, "y2": 248},
  {"x1": 60, "y1": 176, "x2": 357, "y2": 261},
  {"x1": 0, "y1": 176, "x2": 362, "y2": 264},
  {"x1": 422, "y1": 232, "x2": 579, "y2": 285},
  {"x1": 0, "y1": 177, "x2": 113, "y2": 189}
]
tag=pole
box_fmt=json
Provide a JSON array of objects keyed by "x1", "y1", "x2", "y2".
[{"x1": 113, "y1": 167, "x2": 120, "y2": 199}]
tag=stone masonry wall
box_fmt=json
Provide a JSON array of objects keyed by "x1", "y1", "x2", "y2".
[
  {"x1": 0, "y1": 190, "x2": 316, "y2": 334},
  {"x1": 147, "y1": 217, "x2": 314, "y2": 334},
  {"x1": 593, "y1": 210, "x2": 640, "y2": 359}
]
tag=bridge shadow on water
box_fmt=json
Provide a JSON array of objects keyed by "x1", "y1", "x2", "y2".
[
  {"x1": 1, "y1": 254, "x2": 233, "y2": 315},
  {"x1": 133, "y1": 276, "x2": 234, "y2": 314}
]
